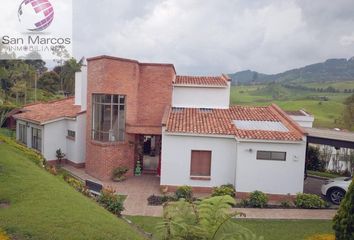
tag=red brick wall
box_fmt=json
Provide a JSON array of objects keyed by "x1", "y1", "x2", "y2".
[
  {"x1": 137, "y1": 64, "x2": 174, "y2": 126},
  {"x1": 85, "y1": 56, "x2": 175, "y2": 180}
]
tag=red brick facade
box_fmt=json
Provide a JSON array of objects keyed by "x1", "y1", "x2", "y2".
[{"x1": 85, "y1": 56, "x2": 175, "y2": 180}]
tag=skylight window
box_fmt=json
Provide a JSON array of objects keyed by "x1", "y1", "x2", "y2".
[
  {"x1": 199, "y1": 108, "x2": 213, "y2": 113},
  {"x1": 172, "y1": 107, "x2": 184, "y2": 113},
  {"x1": 233, "y1": 120, "x2": 289, "y2": 132}
]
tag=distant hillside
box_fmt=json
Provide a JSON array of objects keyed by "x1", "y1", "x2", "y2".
[{"x1": 229, "y1": 57, "x2": 354, "y2": 85}]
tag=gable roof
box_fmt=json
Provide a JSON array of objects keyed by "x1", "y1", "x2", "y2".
[
  {"x1": 164, "y1": 104, "x2": 305, "y2": 141},
  {"x1": 174, "y1": 75, "x2": 230, "y2": 87},
  {"x1": 13, "y1": 97, "x2": 82, "y2": 125}
]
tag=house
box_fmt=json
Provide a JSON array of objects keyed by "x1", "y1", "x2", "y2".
[
  {"x1": 13, "y1": 68, "x2": 87, "y2": 167},
  {"x1": 14, "y1": 55, "x2": 308, "y2": 197}
]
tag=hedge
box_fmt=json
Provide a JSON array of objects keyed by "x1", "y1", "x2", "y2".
[{"x1": 0, "y1": 135, "x2": 45, "y2": 166}]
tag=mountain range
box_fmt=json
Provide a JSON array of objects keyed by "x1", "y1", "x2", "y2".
[{"x1": 229, "y1": 57, "x2": 354, "y2": 85}]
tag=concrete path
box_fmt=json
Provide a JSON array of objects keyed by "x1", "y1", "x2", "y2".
[{"x1": 62, "y1": 165, "x2": 337, "y2": 219}]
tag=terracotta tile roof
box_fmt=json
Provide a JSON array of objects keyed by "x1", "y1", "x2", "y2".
[
  {"x1": 174, "y1": 75, "x2": 229, "y2": 87},
  {"x1": 13, "y1": 97, "x2": 82, "y2": 124},
  {"x1": 164, "y1": 104, "x2": 305, "y2": 141}
]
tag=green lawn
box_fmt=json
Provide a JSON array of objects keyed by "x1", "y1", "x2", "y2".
[
  {"x1": 0, "y1": 142, "x2": 145, "y2": 240},
  {"x1": 307, "y1": 170, "x2": 344, "y2": 179},
  {"x1": 127, "y1": 216, "x2": 334, "y2": 240},
  {"x1": 302, "y1": 80, "x2": 354, "y2": 91},
  {"x1": 230, "y1": 85, "x2": 352, "y2": 129}
]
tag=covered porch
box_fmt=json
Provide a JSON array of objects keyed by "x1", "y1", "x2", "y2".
[{"x1": 135, "y1": 134, "x2": 162, "y2": 175}]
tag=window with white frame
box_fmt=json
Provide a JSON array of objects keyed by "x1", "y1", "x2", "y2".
[
  {"x1": 31, "y1": 128, "x2": 42, "y2": 152},
  {"x1": 18, "y1": 123, "x2": 27, "y2": 144},
  {"x1": 256, "y1": 151, "x2": 286, "y2": 161}
]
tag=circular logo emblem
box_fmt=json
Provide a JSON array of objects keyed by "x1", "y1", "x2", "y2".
[{"x1": 18, "y1": 0, "x2": 54, "y2": 32}]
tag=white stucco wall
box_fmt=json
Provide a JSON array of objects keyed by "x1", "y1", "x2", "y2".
[
  {"x1": 161, "y1": 133, "x2": 237, "y2": 187},
  {"x1": 235, "y1": 140, "x2": 307, "y2": 195},
  {"x1": 161, "y1": 131, "x2": 307, "y2": 195},
  {"x1": 172, "y1": 84, "x2": 230, "y2": 109},
  {"x1": 288, "y1": 115, "x2": 314, "y2": 128},
  {"x1": 74, "y1": 66, "x2": 87, "y2": 111},
  {"x1": 43, "y1": 120, "x2": 67, "y2": 161},
  {"x1": 66, "y1": 114, "x2": 86, "y2": 164},
  {"x1": 80, "y1": 66, "x2": 87, "y2": 111}
]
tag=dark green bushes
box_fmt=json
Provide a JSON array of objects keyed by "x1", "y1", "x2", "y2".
[
  {"x1": 175, "y1": 185, "x2": 193, "y2": 201},
  {"x1": 212, "y1": 184, "x2": 236, "y2": 197},
  {"x1": 98, "y1": 188, "x2": 125, "y2": 216},
  {"x1": 295, "y1": 193, "x2": 326, "y2": 209},
  {"x1": 333, "y1": 180, "x2": 354, "y2": 240}
]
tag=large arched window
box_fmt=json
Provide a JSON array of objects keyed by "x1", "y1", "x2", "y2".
[{"x1": 92, "y1": 94, "x2": 125, "y2": 142}]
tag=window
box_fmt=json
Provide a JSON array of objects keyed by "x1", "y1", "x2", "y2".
[
  {"x1": 190, "y1": 150, "x2": 211, "y2": 177},
  {"x1": 67, "y1": 130, "x2": 76, "y2": 139},
  {"x1": 31, "y1": 128, "x2": 42, "y2": 152},
  {"x1": 18, "y1": 123, "x2": 27, "y2": 144},
  {"x1": 256, "y1": 151, "x2": 286, "y2": 161},
  {"x1": 92, "y1": 94, "x2": 126, "y2": 142}
]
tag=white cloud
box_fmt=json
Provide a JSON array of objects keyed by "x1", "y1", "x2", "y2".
[
  {"x1": 340, "y1": 33, "x2": 354, "y2": 46},
  {"x1": 72, "y1": 0, "x2": 354, "y2": 75}
]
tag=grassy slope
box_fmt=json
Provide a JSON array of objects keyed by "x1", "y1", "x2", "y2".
[
  {"x1": 127, "y1": 216, "x2": 333, "y2": 240},
  {"x1": 0, "y1": 143, "x2": 144, "y2": 240},
  {"x1": 302, "y1": 80, "x2": 354, "y2": 91},
  {"x1": 230, "y1": 85, "x2": 351, "y2": 129}
]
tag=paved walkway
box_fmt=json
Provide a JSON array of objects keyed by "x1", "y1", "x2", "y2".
[
  {"x1": 62, "y1": 165, "x2": 337, "y2": 219},
  {"x1": 62, "y1": 165, "x2": 163, "y2": 216}
]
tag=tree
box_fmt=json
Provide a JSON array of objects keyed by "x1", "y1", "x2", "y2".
[
  {"x1": 53, "y1": 58, "x2": 83, "y2": 95},
  {"x1": 155, "y1": 196, "x2": 262, "y2": 240},
  {"x1": 343, "y1": 94, "x2": 354, "y2": 129},
  {"x1": 61, "y1": 58, "x2": 82, "y2": 95},
  {"x1": 333, "y1": 180, "x2": 354, "y2": 239},
  {"x1": 37, "y1": 71, "x2": 60, "y2": 93},
  {"x1": 24, "y1": 52, "x2": 47, "y2": 74},
  {"x1": 306, "y1": 146, "x2": 324, "y2": 171}
]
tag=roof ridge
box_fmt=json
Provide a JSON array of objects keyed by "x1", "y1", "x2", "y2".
[{"x1": 269, "y1": 104, "x2": 307, "y2": 136}]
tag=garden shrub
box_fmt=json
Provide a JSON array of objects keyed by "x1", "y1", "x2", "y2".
[
  {"x1": 112, "y1": 166, "x2": 129, "y2": 181},
  {"x1": 175, "y1": 185, "x2": 193, "y2": 201},
  {"x1": 147, "y1": 194, "x2": 177, "y2": 205},
  {"x1": 248, "y1": 190, "x2": 268, "y2": 208},
  {"x1": 63, "y1": 175, "x2": 90, "y2": 196},
  {"x1": 0, "y1": 228, "x2": 10, "y2": 240},
  {"x1": 239, "y1": 199, "x2": 249, "y2": 207},
  {"x1": 305, "y1": 234, "x2": 335, "y2": 240},
  {"x1": 295, "y1": 193, "x2": 326, "y2": 209},
  {"x1": 212, "y1": 184, "x2": 236, "y2": 197},
  {"x1": 98, "y1": 187, "x2": 125, "y2": 216},
  {"x1": 280, "y1": 200, "x2": 292, "y2": 208},
  {"x1": 333, "y1": 180, "x2": 354, "y2": 240}
]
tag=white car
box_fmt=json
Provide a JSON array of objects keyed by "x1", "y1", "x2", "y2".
[{"x1": 321, "y1": 177, "x2": 352, "y2": 204}]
